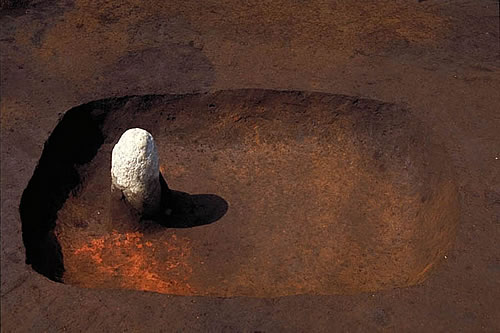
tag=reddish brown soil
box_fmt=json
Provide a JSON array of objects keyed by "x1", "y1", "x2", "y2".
[
  {"x1": 1, "y1": 0, "x2": 499, "y2": 331},
  {"x1": 53, "y1": 91, "x2": 459, "y2": 297}
]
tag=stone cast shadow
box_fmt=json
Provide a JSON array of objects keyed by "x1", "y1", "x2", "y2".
[
  {"x1": 158, "y1": 185, "x2": 229, "y2": 229},
  {"x1": 112, "y1": 172, "x2": 228, "y2": 229}
]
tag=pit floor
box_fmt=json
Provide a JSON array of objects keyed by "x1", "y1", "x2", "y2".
[
  {"x1": 1, "y1": 0, "x2": 499, "y2": 331},
  {"x1": 54, "y1": 91, "x2": 458, "y2": 298}
]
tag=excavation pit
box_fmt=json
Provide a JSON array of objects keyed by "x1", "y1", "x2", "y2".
[{"x1": 19, "y1": 89, "x2": 460, "y2": 297}]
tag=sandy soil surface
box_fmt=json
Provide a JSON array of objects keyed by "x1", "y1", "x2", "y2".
[{"x1": 1, "y1": 0, "x2": 499, "y2": 331}]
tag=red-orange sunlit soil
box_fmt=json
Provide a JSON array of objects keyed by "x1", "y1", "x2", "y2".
[{"x1": 58, "y1": 224, "x2": 194, "y2": 294}]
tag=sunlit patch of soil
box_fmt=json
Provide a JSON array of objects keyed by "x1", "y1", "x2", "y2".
[{"x1": 59, "y1": 227, "x2": 195, "y2": 294}]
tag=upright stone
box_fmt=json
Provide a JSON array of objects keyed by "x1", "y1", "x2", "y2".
[{"x1": 111, "y1": 128, "x2": 161, "y2": 216}]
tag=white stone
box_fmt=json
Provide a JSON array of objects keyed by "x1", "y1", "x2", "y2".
[{"x1": 111, "y1": 128, "x2": 161, "y2": 216}]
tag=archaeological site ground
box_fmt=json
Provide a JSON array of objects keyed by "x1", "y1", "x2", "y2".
[{"x1": 1, "y1": 0, "x2": 499, "y2": 331}]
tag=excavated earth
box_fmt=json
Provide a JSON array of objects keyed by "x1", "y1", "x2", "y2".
[
  {"x1": 20, "y1": 90, "x2": 459, "y2": 297},
  {"x1": 1, "y1": 0, "x2": 499, "y2": 331}
]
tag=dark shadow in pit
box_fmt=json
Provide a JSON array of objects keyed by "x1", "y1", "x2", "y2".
[
  {"x1": 157, "y1": 191, "x2": 229, "y2": 228},
  {"x1": 18, "y1": 100, "x2": 118, "y2": 282},
  {"x1": 140, "y1": 173, "x2": 229, "y2": 229},
  {"x1": 19, "y1": 97, "x2": 130, "y2": 282}
]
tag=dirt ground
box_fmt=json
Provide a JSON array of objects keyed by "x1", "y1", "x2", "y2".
[
  {"x1": 45, "y1": 91, "x2": 458, "y2": 297},
  {"x1": 1, "y1": 0, "x2": 499, "y2": 331}
]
